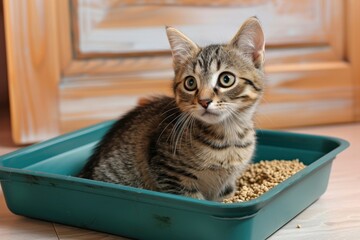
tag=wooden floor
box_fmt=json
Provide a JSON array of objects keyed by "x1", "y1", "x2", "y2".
[{"x1": 1, "y1": 106, "x2": 360, "y2": 239}]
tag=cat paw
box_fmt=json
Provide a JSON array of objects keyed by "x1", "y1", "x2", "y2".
[
  {"x1": 217, "y1": 184, "x2": 236, "y2": 201},
  {"x1": 184, "y1": 191, "x2": 205, "y2": 200}
]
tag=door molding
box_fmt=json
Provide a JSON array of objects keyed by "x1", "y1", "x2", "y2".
[{"x1": 4, "y1": 0, "x2": 60, "y2": 144}]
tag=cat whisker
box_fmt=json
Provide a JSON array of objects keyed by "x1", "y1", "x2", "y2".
[
  {"x1": 158, "y1": 113, "x2": 183, "y2": 144},
  {"x1": 160, "y1": 106, "x2": 180, "y2": 116},
  {"x1": 172, "y1": 108, "x2": 197, "y2": 155},
  {"x1": 171, "y1": 112, "x2": 193, "y2": 154},
  {"x1": 158, "y1": 105, "x2": 195, "y2": 144},
  {"x1": 224, "y1": 106, "x2": 250, "y2": 126},
  {"x1": 189, "y1": 113, "x2": 196, "y2": 147}
]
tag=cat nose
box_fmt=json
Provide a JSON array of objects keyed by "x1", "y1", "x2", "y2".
[{"x1": 198, "y1": 99, "x2": 212, "y2": 109}]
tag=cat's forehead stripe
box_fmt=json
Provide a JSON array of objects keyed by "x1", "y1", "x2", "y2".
[
  {"x1": 197, "y1": 58, "x2": 203, "y2": 68},
  {"x1": 197, "y1": 45, "x2": 221, "y2": 73},
  {"x1": 216, "y1": 59, "x2": 221, "y2": 71},
  {"x1": 192, "y1": 61, "x2": 197, "y2": 74}
]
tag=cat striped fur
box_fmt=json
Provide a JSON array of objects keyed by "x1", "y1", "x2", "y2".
[{"x1": 79, "y1": 17, "x2": 265, "y2": 201}]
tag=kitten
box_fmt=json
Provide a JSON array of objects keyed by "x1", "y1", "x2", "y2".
[{"x1": 79, "y1": 17, "x2": 265, "y2": 201}]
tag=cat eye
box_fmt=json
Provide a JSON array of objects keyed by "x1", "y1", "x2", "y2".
[
  {"x1": 218, "y1": 72, "x2": 236, "y2": 88},
  {"x1": 184, "y1": 76, "x2": 197, "y2": 91}
]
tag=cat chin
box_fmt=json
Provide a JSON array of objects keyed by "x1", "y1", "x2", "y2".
[{"x1": 194, "y1": 111, "x2": 228, "y2": 125}]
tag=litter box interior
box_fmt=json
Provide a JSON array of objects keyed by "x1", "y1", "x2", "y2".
[{"x1": 0, "y1": 122, "x2": 338, "y2": 178}]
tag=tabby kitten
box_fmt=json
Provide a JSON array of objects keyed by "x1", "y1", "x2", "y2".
[{"x1": 79, "y1": 17, "x2": 265, "y2": 201}]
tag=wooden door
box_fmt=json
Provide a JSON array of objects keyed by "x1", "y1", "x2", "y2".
[{"x1": 4, "y1": 0, "x2": 360, "y2": 144}]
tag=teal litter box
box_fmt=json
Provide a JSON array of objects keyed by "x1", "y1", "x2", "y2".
[{"x1": 0, "y1": 120, "x2": 349, "y2": 240}]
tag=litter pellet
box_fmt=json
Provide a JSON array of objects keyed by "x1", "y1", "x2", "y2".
[
  {"x1": 296, "y1": 224, "x2": 302, "y2": 229},
  {"x1": 223, "y1": 159, "x2": 305, "y2": 203}
]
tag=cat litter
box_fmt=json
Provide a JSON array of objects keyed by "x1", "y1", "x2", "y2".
[{"x1": 224, "y1": 159, "x2": 305, "y2": 203}]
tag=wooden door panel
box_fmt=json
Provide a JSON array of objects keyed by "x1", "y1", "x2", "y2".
[
  {"x1": 59, "y1": 0, "x2": 350, "y2": 134},
  {"x1": 60, "y1": 62, "x2": 353, "y2": 133},
  {"x1": 4, "y1": 0, "x2": 60, "y2": 144},
  {"x1": 258, "y1": 63, "x2": 353, "y2": 128},
  {"x1": 5, "y1": 0, "x2": 359, "y2": 144},
  {"x1": 73, "y1": 0, "x2": 342, "y2": 59}
]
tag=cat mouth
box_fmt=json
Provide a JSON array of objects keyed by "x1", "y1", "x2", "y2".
[
  {"x1": 197, "y1": 109, "x2": 226, "y2": 124},
  {"x1": 201, "y1": 110, "x2": 220, "y2": 116}
]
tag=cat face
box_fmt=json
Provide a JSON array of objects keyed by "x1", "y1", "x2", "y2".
[
  {"x1": 166, "y1": 17, "x2": 265, "y2": 125},
  {"x1": 173, "y1": 44, "x2": 264, "y2": 124}
]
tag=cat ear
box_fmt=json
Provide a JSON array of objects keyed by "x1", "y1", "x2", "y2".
[
  {"x1": 229, "y1": 17, "x2": 265, "y2": 68},
  {"x1": 166, "y1": 26, "x2": 199, "y2": 71}
]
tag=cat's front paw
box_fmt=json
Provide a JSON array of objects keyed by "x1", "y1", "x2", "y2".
[
  {"x1": 217, "y1": 184, "x2": 236, "y2": 201},
  {"x1": 184, "y1": 191, "x2": 205, "y2": 200}
]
